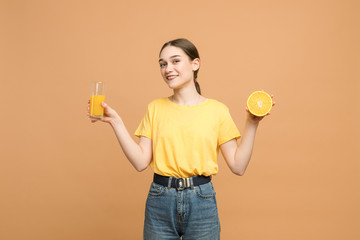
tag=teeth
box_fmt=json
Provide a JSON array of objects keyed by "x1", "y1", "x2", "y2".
[{"x1": 167, "y1": 76, "x2": 177, "y2": 80}]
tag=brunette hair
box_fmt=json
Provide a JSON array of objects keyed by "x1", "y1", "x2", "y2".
[{"x1": 160, "y1": 38, "x2": 201, "y2": 95}]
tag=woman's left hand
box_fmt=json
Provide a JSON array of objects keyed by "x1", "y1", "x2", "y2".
[{"x1": 245, "y1": 94, "x2": 275, "y2": 124}]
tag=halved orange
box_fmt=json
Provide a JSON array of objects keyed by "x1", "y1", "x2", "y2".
[{"x1": 247, "y1": 91, "x2": 273, "y2": 117}]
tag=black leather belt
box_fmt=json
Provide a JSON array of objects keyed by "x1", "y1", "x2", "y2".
[{"x1": 153, "y1": 173, "x2": 211, "y2": 190}]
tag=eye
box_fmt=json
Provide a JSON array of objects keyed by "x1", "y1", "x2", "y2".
[
  {"x1": 159, "y1": 62, "x2": 167, "y2": 68},
  {"x1": 173, "y1": 59, "x2": 180, "y2": 64}
]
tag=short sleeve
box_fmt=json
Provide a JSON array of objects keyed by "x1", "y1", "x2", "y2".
[
  {"x1": 218, "y1": 107, "x2": 241, "y2": 145},
  {"x1": 135, "y1": 104, "x2": 152, "y2": 139}
]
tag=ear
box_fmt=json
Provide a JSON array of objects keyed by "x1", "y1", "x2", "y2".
[{"x1": 192, "y1": 58, "x2": 200, "y2": 71}]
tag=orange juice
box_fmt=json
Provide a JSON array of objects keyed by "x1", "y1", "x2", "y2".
[{"x1": 90, "y1": 95, "x2": 105, "y2": 119}]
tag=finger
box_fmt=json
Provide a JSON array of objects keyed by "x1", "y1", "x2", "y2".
[{"x1": 102, "y1": 102, "x2": 111, "y2": 113}]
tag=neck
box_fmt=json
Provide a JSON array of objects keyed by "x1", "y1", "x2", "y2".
[{"x1": 171, "y1": 88, "x2": 202, "y2": 106}]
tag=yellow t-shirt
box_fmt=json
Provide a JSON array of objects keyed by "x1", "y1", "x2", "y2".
[{"x1": 135, "y1": 98, "x2": 241, "y2": 178}]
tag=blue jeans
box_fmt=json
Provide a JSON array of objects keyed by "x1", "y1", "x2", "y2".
[{"x1": 143, "y1": 181, "x2": 221, "y2": 240}]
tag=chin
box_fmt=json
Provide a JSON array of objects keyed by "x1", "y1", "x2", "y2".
[{"x1": 166, "y1": 81, "x2": 179, "y2": 89}]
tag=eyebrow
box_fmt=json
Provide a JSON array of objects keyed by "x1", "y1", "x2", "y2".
[{"x1": 159, "y1": 55, "x2": 182, "y2": 62}]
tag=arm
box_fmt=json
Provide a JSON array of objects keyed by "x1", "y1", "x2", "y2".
[
  {"x1": 89, "y1": 101, "x2": 152, "y2": 172},
  {"x1": 220, "y1": 99, "x2": 274, "y2": 175},
  {"x1": 220, "y1": 114, "x2": 259, "y2": 176},
  {"x1": 110, "y1": 117, "x2": 152, "y2": 172}
]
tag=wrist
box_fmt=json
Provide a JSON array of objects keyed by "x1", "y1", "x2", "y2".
[
  {"x1": 110, "y1": 116, "x2": 123, "y2": 128},
  {"x1": 246, "y1": 116, "x2": 260, "y2": 128}
]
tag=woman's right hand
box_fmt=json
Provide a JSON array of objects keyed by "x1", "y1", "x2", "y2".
[{"x1": 88, "y1": 101, "x2": 121, "y2": 124}]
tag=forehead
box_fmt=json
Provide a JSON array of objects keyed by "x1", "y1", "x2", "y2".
[{"x1": 159, "y1": 46, "x2": 187, "y2": 60}]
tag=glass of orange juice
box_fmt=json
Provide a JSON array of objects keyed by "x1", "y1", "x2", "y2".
[{"x1": 89, "y1": 81, "x2": 105, "y2": 120}]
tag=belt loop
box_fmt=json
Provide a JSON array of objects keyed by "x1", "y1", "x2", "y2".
[
  {"x1": 167, "y1": 177, "x2": 173, "y2": 189},
  {"x1": 189, "y1": 177, "x2": 194, "y2": 190}
]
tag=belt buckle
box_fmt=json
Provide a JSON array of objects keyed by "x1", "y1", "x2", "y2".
[{"x1": 175, "y1": 178, "x2": 185, "y2": 191}]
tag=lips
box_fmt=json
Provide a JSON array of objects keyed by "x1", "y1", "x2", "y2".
[{"x1": 166, "y1": 75, "x2": 178, "y2": 80}]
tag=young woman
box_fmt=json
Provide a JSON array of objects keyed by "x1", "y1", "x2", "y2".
[{"x1": 89, "y1": 38, "x2": 274, "y2": 240}]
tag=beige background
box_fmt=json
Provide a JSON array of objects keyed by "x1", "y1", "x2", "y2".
[{"x1": 1, "y1": 0, "x2": 359, "y2": 239}]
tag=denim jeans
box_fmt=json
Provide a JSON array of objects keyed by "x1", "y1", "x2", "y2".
[{"x1": 143, "y1": 181, "x2": 221, "y2": 240}]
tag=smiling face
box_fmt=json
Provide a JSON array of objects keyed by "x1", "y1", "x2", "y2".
[{"x1": 159, "y1": 46, "x2": 200, "y2": 91}]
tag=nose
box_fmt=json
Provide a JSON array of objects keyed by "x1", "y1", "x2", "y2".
[{"x1": 165, "y1": 64, "x2": 173, "y2": 73}]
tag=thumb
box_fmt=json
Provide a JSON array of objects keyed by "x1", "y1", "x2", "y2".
[
  {"x1": 101, "y1": 102, "x2": 113, "y2": 112},
  {"x1": 101, "y1": 102, "x2": 110, "y2": 111}
]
